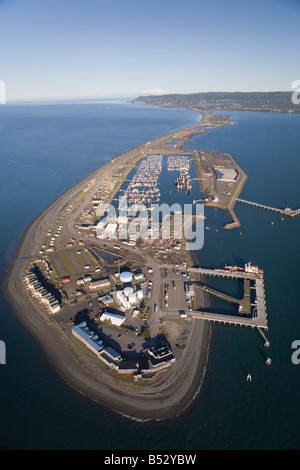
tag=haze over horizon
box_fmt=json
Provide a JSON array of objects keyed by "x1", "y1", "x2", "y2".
[{"x1": 1, "y1": 0, "x2": 299, "y2": 102}]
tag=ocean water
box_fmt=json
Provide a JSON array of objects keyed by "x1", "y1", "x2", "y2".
[{"x1": 0, "y1": 101, "x2": 300, "y2": 449}]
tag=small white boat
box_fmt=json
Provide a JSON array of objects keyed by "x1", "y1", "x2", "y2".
[{"x1": 247, "y1": 373, "x2": 252, "y2": 382}]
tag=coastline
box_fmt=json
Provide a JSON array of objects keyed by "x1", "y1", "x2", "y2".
[{"x1": 2, "y1": 115, "x2": 216, "y2": 420}]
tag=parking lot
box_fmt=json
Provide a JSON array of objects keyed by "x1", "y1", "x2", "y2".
[{"x1": 162, "y1": 266, "x2": 188, "y2": 312}]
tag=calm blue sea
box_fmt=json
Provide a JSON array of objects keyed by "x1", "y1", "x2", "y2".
[{"x1": 0, "y1": 101, "x2": 300, "y2": 450}]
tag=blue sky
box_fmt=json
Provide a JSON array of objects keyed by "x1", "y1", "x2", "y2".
[{"x1": 1, "y1": 0, "x2": 300, "y2": 101}]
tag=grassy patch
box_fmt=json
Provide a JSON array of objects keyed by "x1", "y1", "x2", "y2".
[
  {"x1": 86, "y1": 249, "x2": 100, "y2": 268},
  {"x1": 56, "y1": 251, "x2": 76, "y2": 276},
  {"x1": 73, "y1": 250, "x2": 90, "y2": 271},
  {"x1": 48, "y1": 255, "x2": 60, "y2": 280},
  {"x1": 112, "y1": 371, "x2": 147, "y2": 390}
]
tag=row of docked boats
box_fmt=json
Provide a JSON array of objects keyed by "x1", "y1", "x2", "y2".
[
  {"x1": 167, "y1": 155, "x2": 190, "y2": 172},
  {"x1": 125, "y1": 155, "x2": 162, "y2": 206}
]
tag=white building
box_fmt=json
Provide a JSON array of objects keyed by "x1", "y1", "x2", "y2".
[{"x1": 100, "y1": 310, "x2": 125, "y2": 326}]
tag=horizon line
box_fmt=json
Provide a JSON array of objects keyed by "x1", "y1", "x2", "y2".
[{"x1": 2, "y1": 89, "x2": 294, "y2": 105}]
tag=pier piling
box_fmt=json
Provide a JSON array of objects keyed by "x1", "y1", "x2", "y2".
[{"x1": 257, "y1": 326, "x2": 270, "y2": 347}]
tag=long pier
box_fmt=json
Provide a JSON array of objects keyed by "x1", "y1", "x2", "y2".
[
  {"x1": 236, "y1": 198, "x2": 300, "y2": 218},
  {"x1": 190, "y1": 310, "x2": 268, "y2": 329},
  {"x1": 189, "y1": 266, "x2": 263, "y2": 280}
]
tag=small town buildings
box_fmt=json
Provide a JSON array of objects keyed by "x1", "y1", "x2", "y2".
[{"x1": 25, "y1": 271, "x2": 60, "y2": 314}]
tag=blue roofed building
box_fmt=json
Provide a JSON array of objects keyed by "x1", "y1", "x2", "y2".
[
  {"x1": 72, "y1": 322, "x2": 125, "y2": 370},
  {"x1": 72, "y1": 322, "x2": 104, "y2": 359},
  {"x1": 86, "y1": 335, "x2": 104, "y2": 354},
  {"x1": 72, "y1": 321, "x2": 94, "y2": 345}
]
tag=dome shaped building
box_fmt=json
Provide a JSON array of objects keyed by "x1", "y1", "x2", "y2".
[{"x1": 120, "y1": 271, "x2": 133, "y2": 284}]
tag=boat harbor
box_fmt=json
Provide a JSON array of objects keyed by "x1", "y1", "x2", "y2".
[{"x1": 124, "y1": 154, "x2": 163, "y2": 206}]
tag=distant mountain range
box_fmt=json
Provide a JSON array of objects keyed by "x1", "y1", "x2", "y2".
[{"x1": 132, "y1": 91, "x2": 300, "y2": 114}]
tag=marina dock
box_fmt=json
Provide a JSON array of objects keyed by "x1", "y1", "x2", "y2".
[{"x1": 124, "y1": 154, "x2": 163, "y2": 206}]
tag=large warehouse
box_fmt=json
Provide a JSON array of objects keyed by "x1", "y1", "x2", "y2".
[{"x1": 214, "y1": 167, "x2": 237, "y2": 182}]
